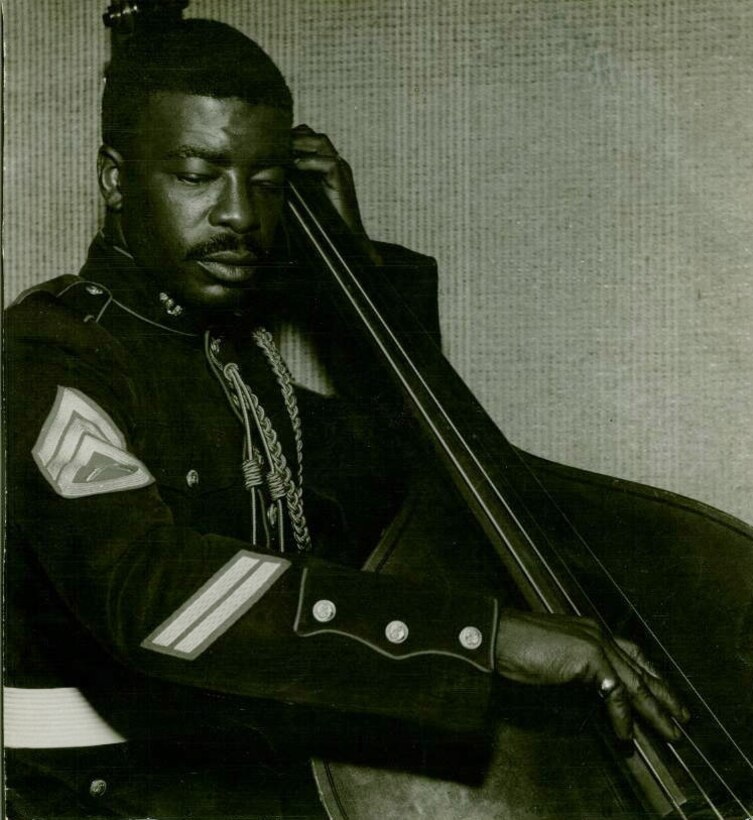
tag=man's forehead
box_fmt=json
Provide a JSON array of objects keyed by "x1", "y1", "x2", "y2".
[{"x1": 136, "y1": 91, "x2": 292, "y2": 158}]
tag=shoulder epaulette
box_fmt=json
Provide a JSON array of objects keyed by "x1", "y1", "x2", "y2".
[{"x1": 12, "y1": 276, "x2": 113, "y2": 325}]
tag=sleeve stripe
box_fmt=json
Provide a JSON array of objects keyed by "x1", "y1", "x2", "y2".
[
  {"x1": 142, "y1": 550, "x2": 290, "y2": 661},
  {"x1": 149, "y1": 555, "x2": 260, "y2": 648},
  {"x1": 173, "y1": 561, "x2": 284, "y2": 654}
]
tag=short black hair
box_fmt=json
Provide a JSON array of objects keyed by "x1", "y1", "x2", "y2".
[{"x1": 102, "y1": 18, "x2": 293, "y2": 152}]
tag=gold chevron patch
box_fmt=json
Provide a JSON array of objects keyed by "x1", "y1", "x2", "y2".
[{"x1": 32, "y1": 386, "x2": 154, "y2": 498}]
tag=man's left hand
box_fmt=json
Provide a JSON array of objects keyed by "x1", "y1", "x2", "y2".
[{"x1": 292, "y1": 124, "x2": 382, "y2": 265}]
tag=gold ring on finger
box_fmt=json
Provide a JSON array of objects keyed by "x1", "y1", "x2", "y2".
[{"x1": 598, "y1": 677, "x2": 620, "y2": 700}]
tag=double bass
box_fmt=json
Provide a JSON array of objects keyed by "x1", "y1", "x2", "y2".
[
  {"x1": 288, "y1": 176, "x2": 753, "y2": 818},
  {"x1": 104, "y1": 3, "x2": 753, "y2": 816}
]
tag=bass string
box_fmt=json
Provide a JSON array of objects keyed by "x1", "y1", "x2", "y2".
[
  {"x1": 631, "y1": 738, "x2": 693, "y2": 820},
  {"x1": 670, "y1": 725, "x2": 752, "y2": 817},
  {"x1": 287, "y1": 185, "x2": 731, "y2": 816},
  {"x1": 667, "y1": 733, "x2": 743, "y2": 819}
]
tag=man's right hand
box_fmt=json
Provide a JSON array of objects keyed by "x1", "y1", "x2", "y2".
[{"x1": 495, "y1": 609, "x2": 690, "y2": 742}]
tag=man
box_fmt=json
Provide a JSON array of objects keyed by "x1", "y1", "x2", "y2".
[{"x1": 4, "y1": 18, "x2": 686, "y2": 818}]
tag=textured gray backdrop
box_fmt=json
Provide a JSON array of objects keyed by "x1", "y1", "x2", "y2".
[{"x1": 4, "y1": 0, "x2": 752, "y2": 524}]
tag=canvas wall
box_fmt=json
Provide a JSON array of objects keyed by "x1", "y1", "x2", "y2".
[{"x1": 4, "y1": 0, "x2": 752, "y2": 524}]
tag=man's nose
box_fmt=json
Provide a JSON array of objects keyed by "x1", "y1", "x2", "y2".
[{"x1": 209, "y1": 176, "x2": 260, "y2": 234}]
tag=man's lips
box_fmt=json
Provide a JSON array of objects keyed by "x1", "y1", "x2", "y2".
[
  {"x1": 196, "y1": 253, "x2": 261, "y2": 284},
  {"x1": 201, "y1": 251, "x2": 260, "y2": 264}
]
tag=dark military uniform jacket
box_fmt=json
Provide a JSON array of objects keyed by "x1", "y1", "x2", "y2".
[{"x1": 4, "y1": 236, "x2": 498, "y2": 816}]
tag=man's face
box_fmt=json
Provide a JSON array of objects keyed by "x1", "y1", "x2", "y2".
[{"x1": 118, "y1": 92, "x2": 293, "y2": 312}]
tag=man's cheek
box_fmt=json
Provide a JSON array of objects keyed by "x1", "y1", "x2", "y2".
[
  {"x1": 261, "y1": 211, "x2": 284, "y2": 250},
  {"x1": 150, "y1": 207, "x2": 192, "y2": 255}
]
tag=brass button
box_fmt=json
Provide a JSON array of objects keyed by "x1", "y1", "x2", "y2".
[
  {"x1": 385, "y1": 620, "x2": 409, "y2": 644},
  {"x1": 89, "y1": 778, "x2": 107, "y2": 797},
  {"x1": 312, "y1": 599, "x2": 336, "y2": 623},
  {"x1": 459, "y1": 626, "x2": 483, "y2": 650},
  {"x1": 159, "y1": 291, "x2": 183, "y2": 317},
  {"x1": 185, "y1": 469, "x2": 199, "y2": 488},
  {"x1": 85, "y1": 284, "x2": 103, "y2": 296}
]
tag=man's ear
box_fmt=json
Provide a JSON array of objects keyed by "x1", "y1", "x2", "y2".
[{"x1": 98, "y1": 145, "x2": 125, "y2": 211}]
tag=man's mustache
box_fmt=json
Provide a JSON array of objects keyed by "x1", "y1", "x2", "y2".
[{"x1": 185, "y1": 234, "x2": 272, "y2": 261}]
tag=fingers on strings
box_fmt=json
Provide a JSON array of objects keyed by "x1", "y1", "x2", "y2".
[{"x1": 591, "y1": 630, "x2": 689, "y2": 742}]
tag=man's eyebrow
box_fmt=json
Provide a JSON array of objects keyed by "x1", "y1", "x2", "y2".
[
  {"x1": 162, "y1": 144, "x2": 291, "y2": 169},
  {"x1": 163, "y1": 145, "x2": 232, "y2": 165}
]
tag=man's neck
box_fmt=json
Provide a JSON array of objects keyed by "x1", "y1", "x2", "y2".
[{"x1": 101, "y1": 213, "x2": 131, "y2": 258}]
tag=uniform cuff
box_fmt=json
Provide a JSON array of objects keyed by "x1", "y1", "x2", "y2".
[{"x1": 294, "y1": 566, "x2": 498, "y2": 673}]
